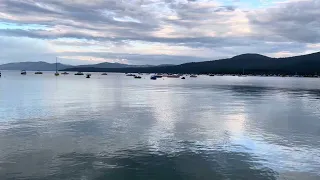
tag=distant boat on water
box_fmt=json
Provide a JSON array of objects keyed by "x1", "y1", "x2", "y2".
[
  {"x1": 54, "y1": 57, "x2": 59, "y2": 76},
  {"x1": 181, "y1": 77, "x2": 186, "y2": 79},
  {"x1": 21, "y1": 70, "x2": 27, "y2": 75},
  {"x1": 86, "y1": 74, "x2": 91, "y2": 78},
  {"x1": 167, "y1": 74, "x2": 180, "y2": 78},
  {"x1": 61, "y1": 72, "x2": 69, "y2": 75},
  {"x1": 190, "y1": 75, "x2": 197, "y2": 78},
  {"x1": 126, "y1": 74, "x2": 135, "y2": 76},
  {"x1": 150, "y1": 75, "x2": 157, "y2": 80},
  {"x1": 0, "y1": 71, "x2": 1, "y2": 77},
  {"x1": 154, "y1": 74, "x2": 163, "y2": 78},
  {"x1": 134, "y1": 75, "x2": 142, "y2": 79},
  {"x1": 75, "y1": 72, "x2": 84, "y2": 75},
  {"x1": 35, "y1": 71, "x2": 43, "y2": 74},
  {"x1": 101, "y1": 73, "x2": 108, "y2": 75}
]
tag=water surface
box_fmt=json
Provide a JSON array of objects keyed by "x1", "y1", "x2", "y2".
[{"x1": 0, "y1": 71, "x2": 319, "y2": 180}]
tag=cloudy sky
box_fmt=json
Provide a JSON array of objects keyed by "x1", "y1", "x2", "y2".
[{"x1": 0, "y1": 0, "x2": 319, "y2": 65}]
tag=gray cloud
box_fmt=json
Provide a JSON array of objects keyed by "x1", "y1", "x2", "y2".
[
  {"x1": 0, "y1": 0, "x2": 241, "y2": 44},
  {"x1": 0, "y1": 38, "x2": 210, "y2": 65},
  {"x1": 0, "y1": 0, "x2": 319, "y2": 65},
  {"x1": 248, "y1": 0, "x2": 320, "y2": 43},
  {"x1": 0, "y1": 28, "x2": 243, "y2": 47},
  {"x1": 60, "y1": 51, "x2": 211, "y2": 65}
]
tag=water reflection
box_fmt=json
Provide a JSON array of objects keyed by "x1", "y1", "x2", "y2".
[
  {"x1": 0, "y1": 73, "x2": 320, "y2": 179},
  {"x1": 1, "y1": 145, "x2": 278, "y2": 180}
]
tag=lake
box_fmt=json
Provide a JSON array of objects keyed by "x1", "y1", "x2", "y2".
[{"x1": 0, "y1": 71, "x2": 319, "y2": 180}]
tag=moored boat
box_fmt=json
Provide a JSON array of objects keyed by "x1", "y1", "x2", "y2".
[
  {"x1": 150, "y1": 75, "x2": 157, "y2": 80},
  {"x1": 21, "y1": 70, "x2": 27, "y2": 75},
  {"x1": 75, "y1": 72, "x2": 84, "y2": 75},
  {"x1": 101, "y1": 73, "x2": 108, "y2": 75},
  {"x1": 86, "y1": 74, "x2": 91, "y2": 78},
  {"x1": 126, "y1": 74, "x2": 135, "y2": 76},
  {"x1": 54, "y1": 57, "x2": 59, "y2": 76},
  {"x1": 61, "y1": 72, "x2": 69, "y2": 75},
  {"x1": 35, "y1": 71, "x2": 43, "y2": 74},
  {"x1": 167, "y1": 74, "x2": 180, "y2": 78}
]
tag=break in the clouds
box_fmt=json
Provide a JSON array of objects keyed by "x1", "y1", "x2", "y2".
[{"x1": 0, "y1": 0, "x2": 319, "y2": 65}]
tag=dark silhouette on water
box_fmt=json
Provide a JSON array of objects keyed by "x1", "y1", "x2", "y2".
[
  {"x1": 21, "y1": 70, "x2": 26, "y2": 75},
  {"x1": 74, "y1": 72, "x2": 84, "y2": 75},
  {"x1": 55, "y1": 57, "x2": 60, "y2": 76}
]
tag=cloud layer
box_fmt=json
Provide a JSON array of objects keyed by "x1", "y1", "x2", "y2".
[{"x1": 0, "y1": 0, "x2": 319, "y2": 65}]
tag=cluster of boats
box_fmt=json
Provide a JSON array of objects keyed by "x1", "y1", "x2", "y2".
[
  {"x1": 2, "y1": 70, "x2": 320, "y2": 79},
  {"x1": 0, "y1": 71, "x2": 198, "y2": 80},
  {"x1": 125, "y1": 73, "x2": 198, "y2": 80},
  {"x1": 16, "y1": 70, "x2": 95, "y2": 78},
  {"x1": 125, "y1": 73, "x2": 142, "y2": 79}
]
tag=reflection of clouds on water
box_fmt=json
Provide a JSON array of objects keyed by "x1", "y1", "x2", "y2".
[
  {"x1": 221, "y1": 85, "x2": 320, "y2": 175},
  {"x1": 145, "y1": 88, "x2": 183, "y2": 152},
  {"x1": 1, "y1": 74, "x2": 320, "y2": 179}
]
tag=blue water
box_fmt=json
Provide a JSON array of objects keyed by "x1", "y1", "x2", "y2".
[{"x1": 0, "y1": 71, "x2": 319, "y2": 180}]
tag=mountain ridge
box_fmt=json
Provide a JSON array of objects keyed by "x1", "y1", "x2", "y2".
[
  {"x1": 0, "y1": 61, "x2": 172, "y2": 71},
  {"x1": 0, "y1": 61, "x2": 73, "y2": 71},
  {"x1": 62, "y1": 52, "x2": 320, "y2": 75}
]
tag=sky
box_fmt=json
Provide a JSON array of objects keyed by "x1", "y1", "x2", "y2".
[{"x1": 0, "y1": 0, "x2": 320, "y2": 65}]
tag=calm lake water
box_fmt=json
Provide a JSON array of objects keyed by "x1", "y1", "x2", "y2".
[{"x1": 0, "y1": 71, "x2": 320, "y2": 180}]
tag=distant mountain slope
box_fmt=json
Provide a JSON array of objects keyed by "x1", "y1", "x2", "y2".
[
  {"x1": 76, "y1": 62, "x2": 131, "y2": 69},
  {"x1": 63, "y1": 52, "x2": 320, "y2": 75},
  {"x1": 0, "y1": 61, "x2": 174, "y2": 71},
  {"x1": 76, "y1": 62, "x2": 172, "y2": 68},
  {"x1": 0, "y1": 61, "x2": 73, "y2": 71}
]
